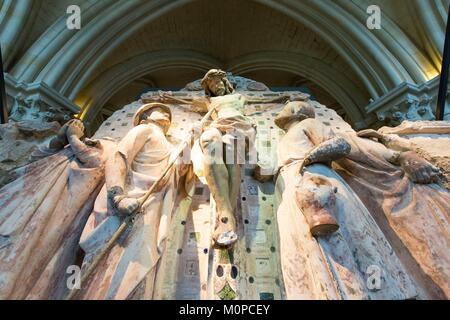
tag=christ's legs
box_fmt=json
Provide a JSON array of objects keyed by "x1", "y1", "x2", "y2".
[
  {"x1": 226, "y1": 162, "x2": 241, "y2": 212},
  {"x1": 200, "y1": 128, "x2": 238, "y2": 247},
  {"x1": 225, "y1": 136, "x2": 242, "y2": 212}
]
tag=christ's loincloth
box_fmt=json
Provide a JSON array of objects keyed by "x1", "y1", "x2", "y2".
[{"x1": 203, "y1": 115, "x2": 256, "y2": 164}]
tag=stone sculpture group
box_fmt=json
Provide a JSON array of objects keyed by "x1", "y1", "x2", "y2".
[{"x1": 0, "y1": 70, "x2": 449, "y2": 300}]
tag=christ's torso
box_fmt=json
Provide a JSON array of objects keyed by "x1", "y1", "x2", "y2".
[{"x1": 209, "y1": 93, "x2": 246, "y2": 120}]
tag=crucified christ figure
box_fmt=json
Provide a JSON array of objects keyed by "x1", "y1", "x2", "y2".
[{"x1": 162, "y1": 69, "x2": 294, "y2": 247}]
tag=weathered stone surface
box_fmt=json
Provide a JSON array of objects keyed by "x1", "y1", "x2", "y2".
[
  {"x1": 378, "y1": 121, "x2": 450, "y2": 191},
  {"x1": 0, "y1": 120, "x2": 60, "y2": 187},
  {"x1": 335, "y1": 130, "x2": 450, "y2": 299},
  {"x1": 1, "y1": 74, "x2": 449, "y2": 301},
  {"x1": 0, "y1": 120, "x2": 116, "y2": 299},
  {"x1": 272, "y1": 102, "x2": 417, "y2": 299}
]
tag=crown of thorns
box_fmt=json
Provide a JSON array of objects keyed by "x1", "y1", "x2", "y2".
[{"x1": 201, "y1": 69, "x2": 227, "y2": 86}]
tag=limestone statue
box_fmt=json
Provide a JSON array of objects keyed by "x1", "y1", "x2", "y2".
[
  {"x1": 0, "y1": 119, "x2": 116, "y2": 299},
  {"x1": 77, "y1": 103, "x2": 193, "y2": 300},
  {"x1": 163, "y1": 69, "x2": 291, "y2": 247},
  {"x1": 332, "y1": 126, "x2": 450, "y2": 299},
  {"x1": 271, "y1": 102, "x2": 417, "y2": 299}
]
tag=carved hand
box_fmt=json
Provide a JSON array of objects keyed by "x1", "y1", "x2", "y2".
[
  {"x1": 49, "y1": 121, "x2": 71, "y2": 148},
  {"x1": 66, "y1": 119, "x2": 85, "y2": 139},
  {"x1": 115, "y1": 197, "x2": 140, "y2": 216},
  {"x1": 107, "y1": 186, "x2": 124, "y2": 201},
  {"x1": 49, "y1": 119, "x2": 84, "y2": 150},
  {"x1": 108, "y1": 186, "x2": 140, "y2": 215},
  {"x1": 398, "y1": 151, "x2": 441, "y2": 184}
]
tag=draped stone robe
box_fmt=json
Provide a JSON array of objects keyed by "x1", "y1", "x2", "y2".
[
  {"x1": 78, "y1": 123, "x2": 187, "y2": 300},
  {"x1": 0, "y1": 138, "x2": 115, "y2": 299},
  {"x1": 275, "y1": 118, "x2": 417, "y2": 300},
  {"x1": 333, "y1": 133, "x2": 450, "y2": 299}
]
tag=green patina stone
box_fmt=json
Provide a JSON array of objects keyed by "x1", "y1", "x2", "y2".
[{"x1": 218, "y1": 282, "x2": 237, "y2": 300}]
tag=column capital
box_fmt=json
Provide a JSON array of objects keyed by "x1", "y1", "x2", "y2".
[
  {"x1": 4, "y1": 73, "x2": 80, "y2": 124},
  {"x1": 365, "y1": 77, "x2": 448, "y2": 126}
]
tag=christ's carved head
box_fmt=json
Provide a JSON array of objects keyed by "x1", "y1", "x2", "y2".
[{"x1": 201, "y1": 69, "x2": 234, "y2": 97}]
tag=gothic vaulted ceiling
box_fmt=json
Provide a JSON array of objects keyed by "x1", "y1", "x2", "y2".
[{"x1": 0, "y1": 0, "x2": 448, "y2": 130}]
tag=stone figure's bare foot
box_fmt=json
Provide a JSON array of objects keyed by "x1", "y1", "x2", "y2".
[{"x1": 213, "y1": 214, "x2": 238, "y2": 247}]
